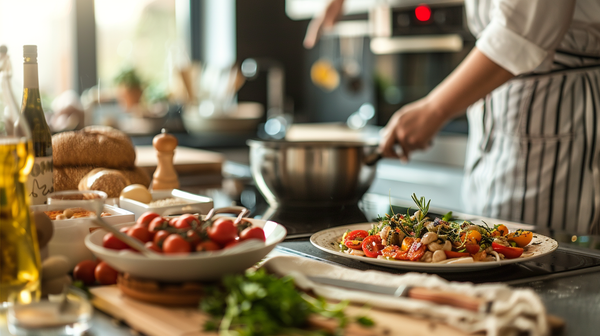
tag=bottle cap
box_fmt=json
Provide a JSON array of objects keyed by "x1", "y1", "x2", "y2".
[{"x1": 23, "y1": 45, "x2": 37, "y2": 57}]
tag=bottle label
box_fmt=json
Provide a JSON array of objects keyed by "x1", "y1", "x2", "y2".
[
  {"x1": 26, "y1": 156, "x2": 54, "y2": 205},
  {"x1": 23, "y1": 63, "x2": 39, "y2": 89}
]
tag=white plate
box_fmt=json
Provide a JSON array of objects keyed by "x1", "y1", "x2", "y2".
[
  {"x1": 310, "y1": 223, "x2": 559, "y2": 272},
  {"x1": 85, "y1": 217, "x2": 287, "y2": 282}
]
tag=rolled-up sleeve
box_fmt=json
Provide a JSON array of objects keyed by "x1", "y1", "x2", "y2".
[{"x1": 476, "y1": 0, "x2": 576, "y2": 75}]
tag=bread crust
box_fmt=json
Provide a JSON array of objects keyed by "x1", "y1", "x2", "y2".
[
  {"x1": 55, "y1": 166, "x2": 150, "y2": 192},
  {"x1": 53, "y1": 126, "x2": 136, "y2": 168}
]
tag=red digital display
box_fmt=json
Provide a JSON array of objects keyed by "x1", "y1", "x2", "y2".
[{"x1": 415, "y1": 5, "x2": 431, "y2": 22}]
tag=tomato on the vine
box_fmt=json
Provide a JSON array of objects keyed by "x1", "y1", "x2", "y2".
[
  {"x1": 127, "y1": 225, "x2": 152, "y2": 243},
  {"x1": 239, "y1": 227, "x2": 266, "y2": 242},
  {"x1": 148, "y1": 217, "x2": 168, "y2": 234},
  {"x1": 361, "y1": 235, "x2": 384, "y2": 258},
  {"x1": 137, "y1": 212, "x2": 161, "y2": 228},
  {"x1": 196, "y1": 240, "x2": 221, "y2": 252},
  {"x1": 207, "y1": 218, "x2": 238, "y2": 245},
  {"x1": 163, "y1": 234, "x2": 191, "y2": 254},
  {"x1": 174, "y1": 214, "x2": 200, "y2": 229},
  {"x1": 145, "y1": 241, "x2": 162, "y2": 253},
  {"x1": 186, "y1": 230, "x2": 202, "y2": 244},
  {"x1": 103, "y1": 233, "x2": 128, "y2": 250},
  {"x1": 344, "y1": 230, "x2": 368, "y2": 250},
  {"x1": 153, "y1": 230, "x2": 170, "y2": 246}
]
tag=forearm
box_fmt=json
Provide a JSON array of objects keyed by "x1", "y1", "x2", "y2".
[{"x1": 424, "y1": 47, "x2": 514, "y2": 120}]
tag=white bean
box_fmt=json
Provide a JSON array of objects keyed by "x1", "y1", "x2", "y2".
[
  {"x1": 442, "y1": 240, "x2": 452, "y2": 251},
  {"x1": 432, "y1": 250, "x2": 447, "y2": 262},
  {"x1": 427, "y1": 241, "x2": 443, "y2": 252},
  {"x1": 421, "y1": 232, "x2": 438, "y2": 245},
  {"x1": 421, "y1": 251, "x2": 433, "y2": 263}
]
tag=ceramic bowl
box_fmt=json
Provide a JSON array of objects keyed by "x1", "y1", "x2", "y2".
[{"x1": 84, "y1": 218, "x2": 287, "y2": 282}]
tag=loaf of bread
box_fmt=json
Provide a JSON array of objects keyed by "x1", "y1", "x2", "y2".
[
  {"x1": 52, "y1": 126, "x2": 136, "y2": 169},
  {"x1": 78, "y1": 168, "x2": 131, "y2": 198},
  {"x1": 55, "y1": 166, "x2": 150, "y2": 192}
]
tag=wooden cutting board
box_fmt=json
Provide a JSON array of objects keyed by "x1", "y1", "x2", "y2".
[
  {"x1": 90, "y1": 286, "x2": 466, "y2": 336},
  {"x1": 135, "y1": 146, "x2": 224, "y2": 176}
]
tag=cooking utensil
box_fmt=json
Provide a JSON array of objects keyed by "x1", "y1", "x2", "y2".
[
  {"x1": 248, "y1": 139, "x2": 379, "y2": 207},
  {"x1": 308, "y1": 276, "x2": 490, "y2": 313}
]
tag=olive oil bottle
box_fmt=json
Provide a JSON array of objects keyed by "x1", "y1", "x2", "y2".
[
  {"x1": 0, "y1": 45, "x2": 41, "y2": 304},
  {"x1": 21, "y1": 45, "x2": 53, "y2": 204}
]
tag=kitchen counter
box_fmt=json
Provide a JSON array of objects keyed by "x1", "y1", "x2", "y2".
[{"x1": 3, "y1": 157, "x2": 598, "y2": 335}]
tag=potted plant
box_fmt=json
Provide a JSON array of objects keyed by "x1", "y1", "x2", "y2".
[{"x1": 114, "y1": 67, "x2": 143, "y2": 111}]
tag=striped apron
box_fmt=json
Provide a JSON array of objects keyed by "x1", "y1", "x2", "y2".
[{"x1": 462, "y1": 3, "x2": 600, "y2": 234}]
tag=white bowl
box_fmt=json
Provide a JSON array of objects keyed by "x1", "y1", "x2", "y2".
[
  {"x1": 119, "y1": 189, "x2": 213, "y2": 220},
  {"x1": 84, "y1": 218, "x2": 287, "y2": 282},
  {"x1": 31, "y1": 204, "x2": 135, "y2": 269}
]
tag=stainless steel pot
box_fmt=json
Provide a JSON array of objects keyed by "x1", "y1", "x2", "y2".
[{"x1": 248, "y1": 139, "x2": 379, "y2": 207}]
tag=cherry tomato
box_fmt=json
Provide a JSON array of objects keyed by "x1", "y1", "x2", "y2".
[
  {"x1": 103, "y1": 233, "x2": 128, "y2": 250},
  {"x1": 507, "y1": 230, "x2": 533, "y2": 247},
  {"x1": 186, "y1": 230, "x2": 202, "y2": 245},
  {"x1": 144, "y1": 241, "x2": 162, "y2": 253},
  {"x1": 492, "y1": 224, "x2": 509, "y2": 237},
  {"x1": 343, "y1": 230, "x2": 368, "y2": 250},
  {"x1": 207, "y1": 218, "x2": 238, "y2": 245},
  {"x1": 174, "y1": 214, "x2": 200, "y2": 229},
  {"x1": 361, "y1": 235, "x2": 384, "y2": 258},
  {"x1": 95, "y1": 261, "x2": 118, "y2": 285},
  {"x1": 381, "y1": 245, "x2": 409, "y2": 260},
  {"x1": 239, "y1": 227, "x2": 266, "y2": 242},
  {"x1": 163, "y1": 234, "x2": 191, "y2": 254},
  {"x1": 491, "y1": 242, "x2": 524, "y2": 259},
  {"x1": 462, "y1": 230, "x2": 482, "y2": 245},
  {"x1": 196, "y1": 241, "x2": 222, "y2": 252},
  {"x1": 225, "y1": 239, "x2": 240, "y2": 249},
  {"x1": 407, "y1": 239, "x2": 426, "y2": 261},
  {"x1": 465, "y1": 243, "x2": 481, "y2": 255},
  {"x1": 444, "y1": 250, "x2": 471, "y2": 258},
  {"x1": 127, "y1": 225, "x2": 152, "y2": 243},
  {"x1": 136, "y1": 212, "x2": 161, "y2": 228},
  {"x1": 148, "y1": 217, "x2": 168, "y2": 234},
  {"x1": 153, "y1": 230, "x2": 171, "y2": 246},
  {"x1": 73, "y1": 260, "x2": 97, "y2": 286}
]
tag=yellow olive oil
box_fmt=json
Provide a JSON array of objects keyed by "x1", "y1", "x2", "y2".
[{"x1": 0, "y1": 137, "x2": 41, "y2": 303}]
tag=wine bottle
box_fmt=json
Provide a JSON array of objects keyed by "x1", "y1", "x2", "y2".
[{"x1": 21, "y1": 45, "x2": 53, "y2": 204}]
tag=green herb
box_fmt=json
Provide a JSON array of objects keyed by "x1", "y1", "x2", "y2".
[
  {"x1": 355, "y1": 316, "x2": 375, "y2": 327},
  {"x1": 200, "y1": 269, "x2": 374, "y2": 336},
  {"x1": 441, "y1": 211, "x2": 453, "y2": 222},
  {"x1": 411, "y1": 193, "x2": 430, "y2": 222}
]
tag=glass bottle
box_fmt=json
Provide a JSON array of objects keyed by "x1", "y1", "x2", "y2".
[
  {"x1": 0, "y1": 45, "x2": 41, "y2": 305},
  {"x1": 21, "y1": 45, "x2": 53, "y2": 205}
]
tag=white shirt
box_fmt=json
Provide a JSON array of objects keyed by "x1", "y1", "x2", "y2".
[{"x1": 466, "y1": 0, "x2": 600, "y2": 75}]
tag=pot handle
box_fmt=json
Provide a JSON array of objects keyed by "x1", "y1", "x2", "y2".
[
  {"x1": 205, "y1": 206, "x2": 250, "y2": 225},
  {"x1": 364, "y1": 152, "x2": 382, "y2": 166}
]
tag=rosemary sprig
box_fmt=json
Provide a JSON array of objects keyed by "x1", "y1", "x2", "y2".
[{"x1": 411, "y1": 193, "x2": 430, "y2": 222}]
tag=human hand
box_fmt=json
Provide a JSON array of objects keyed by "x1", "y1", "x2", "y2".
[
  {"x1": 304, "y1": 0, "x2": 345, "y2": 49},
  {"x1": 378, "y1": 98, "x2": 447, "y2": 162}
]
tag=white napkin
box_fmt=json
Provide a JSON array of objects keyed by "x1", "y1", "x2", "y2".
[{"x1": 262, "y1": 256, "x2": 548, "y2": 336}]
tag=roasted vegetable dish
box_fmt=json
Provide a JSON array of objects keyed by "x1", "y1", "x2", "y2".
[{"x1": 339, "y1": 194, "x2": 535, "y2": 264}]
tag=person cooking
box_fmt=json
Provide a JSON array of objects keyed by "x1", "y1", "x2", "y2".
[{"x1": 305, "y1": 0, "x2": 600, "y2": 235}]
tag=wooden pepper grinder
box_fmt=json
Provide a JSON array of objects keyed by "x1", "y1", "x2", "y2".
[{"x1": 151, "y1": 129, "x2": 180, "y2": 190}]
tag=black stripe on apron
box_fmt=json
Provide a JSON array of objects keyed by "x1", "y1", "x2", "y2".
[
  {"x1": 575, "y1": 77, "x2": 588, "y2": 228},
  {"x1": 507, "y1": 83, "x2": 526, "y2": 221},
  {"x1": 585, "y1": 73, "x2": 598, "y2": 229},
  {"x1": 548, "y1": 75, "x2": 567, "y2": 228},
  {"x1": 533, "y1": 77, "x2": 554, "y2": 225},
  {"x1": 563, "y1": 77, "x2": 579, "y2": 231}
]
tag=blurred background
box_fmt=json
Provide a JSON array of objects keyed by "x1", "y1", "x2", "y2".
[{"x1": 0, "y1": 0, "x2": 476, "y2": 210}]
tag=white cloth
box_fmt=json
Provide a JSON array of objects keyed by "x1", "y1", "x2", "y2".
[
  {"x1": 263, "y1": 256, "x2": 549, "y2": 336},
  {"x1": 466, "y1": 0, "x2": 600, "y2": 75}
]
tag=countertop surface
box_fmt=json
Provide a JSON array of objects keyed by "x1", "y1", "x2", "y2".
[{"x1": 3, "y1": 156, "x2": 599, "y2": 335}]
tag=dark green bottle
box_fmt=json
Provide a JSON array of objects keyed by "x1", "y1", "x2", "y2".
[{"x1": 21, "y1": 45, "x2": 53, "y2": 204}]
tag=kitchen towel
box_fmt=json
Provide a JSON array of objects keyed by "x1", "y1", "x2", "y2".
[{"x1": 262, "y1": 256, "x2": 548, "y2": 336}]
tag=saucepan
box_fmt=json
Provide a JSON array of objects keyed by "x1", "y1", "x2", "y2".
[{"x1": 248, "y1": 139, "x2": 382, "y2": 207}]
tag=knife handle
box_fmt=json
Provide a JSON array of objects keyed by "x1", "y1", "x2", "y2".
[{"x1": 408, "y1": 287, "x2": 487, "y2": 312}]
